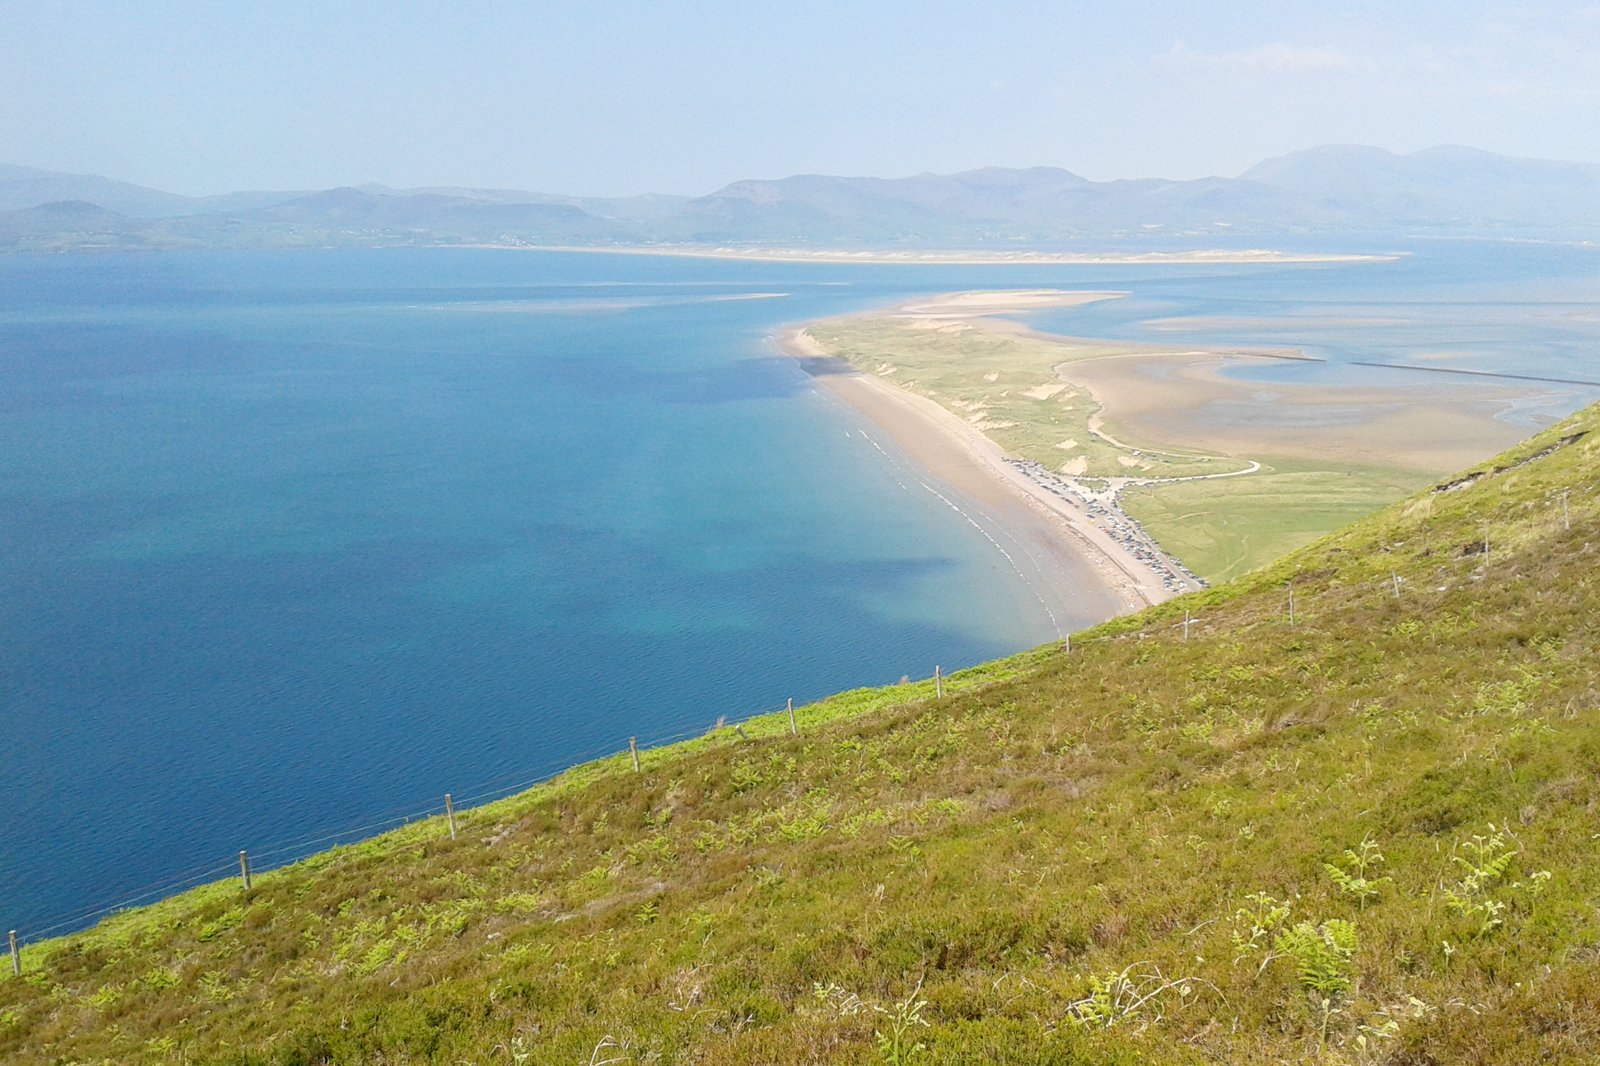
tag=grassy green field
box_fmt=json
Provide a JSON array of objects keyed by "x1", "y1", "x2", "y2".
[
  {"x1": 1120, "y1": 458, "x2": 1434, "y2": 584},
  {"x1": 4, "y1": 406, "x2": 1600, "y2": 1064}
]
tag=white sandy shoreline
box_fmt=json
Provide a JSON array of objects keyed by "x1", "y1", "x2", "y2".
[{"x1": 775, "y1": 320, "x2": 1180, "y2": 621}]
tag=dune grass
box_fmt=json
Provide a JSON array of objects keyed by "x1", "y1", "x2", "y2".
[
  {"x1": 3, "y1": 408, "x2": 1600, "y2": 1062},
  {"x1": 805, "y1": 317, "x2": 1246, "y2": 480}
]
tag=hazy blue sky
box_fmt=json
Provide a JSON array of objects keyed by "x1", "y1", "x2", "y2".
[{"x1": 4, "y1": 1, "x2": 1598, "y2": 195}]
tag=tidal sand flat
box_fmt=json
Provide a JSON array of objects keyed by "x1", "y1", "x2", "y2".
[
  {"x1": 1056, "y1": 349, "x2": 1528, "y2": 473},
  {"x1": 1055, "y1": 348, "x2": 1530, "y2": 580},
  {"x1": 798, "y1": 290, "x2": 1537, "y2": 585}
]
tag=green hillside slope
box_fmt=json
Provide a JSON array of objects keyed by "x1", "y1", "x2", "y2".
[{"x1": 6, "y1": 408, "x2": 1600, "y2": 1064}]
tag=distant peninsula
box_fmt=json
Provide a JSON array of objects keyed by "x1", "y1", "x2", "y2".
[{"x1": 786, "y1": 288, "x2": 1533, "y2": 588}]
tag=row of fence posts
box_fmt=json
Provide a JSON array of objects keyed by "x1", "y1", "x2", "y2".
[
  {"x1": 624, "y1": 673, "x2": 954, "y2": 776},
  {"x1": 216, "y1": 674, "x2": 955, "y2": 905},
  {"x1": 12, "y1": 479, "x2": 1580, "y2": 962},
  {"x1": 217, "y1": 491, "x2": 1600, "y2": 904},
  {"x1": 30, "y1": 503, "x2": 1548, "y2": 943},
  {"x1": 0, "y1": 661, "x2": 955, "y2": 970},
  {"x1": 0, "y1": 593, "x2": 1390, "y2": 972},
  {"x1": 231, "y1": 792, "x2": 453, "y2": 895},
  {"x1": 55, "y1": 488, "x2": 1583, "y2": 943},
  {"x1": 211, "y1": 510, "x2": 1544, "y2": 910},
  {"x1": 9, "y1": 487, "x2": 1582, "y2": 967},
  {"x1": 1182, "y1": 509, "x2": 1518, "y2": 637}
]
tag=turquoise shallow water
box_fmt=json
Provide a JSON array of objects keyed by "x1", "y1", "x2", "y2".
[{"x1": 2, "y1": 243, "x2": 1597, "y2": 937}]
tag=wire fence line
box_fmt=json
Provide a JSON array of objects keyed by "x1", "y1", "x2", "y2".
[
  {"x1": 4, "y1": 696, "x2": 841, "y2": 955},
  {"x1": 6, "y1": 482, "x2": 1586, "y2": 973},
  {"x1": 21, "y1": 859, "x2": 242, "y2": 945},
  {"x1": 0, "y1": 636, "x2": 1224, "y2": 960}
]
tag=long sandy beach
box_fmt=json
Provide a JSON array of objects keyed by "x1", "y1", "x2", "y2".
[
  {"x1": 779, "y1": 289, "x2": 1538, "y2": 624},
  {"x1": 775, "y1": 293, "x2": 1190, "y2": 622}
]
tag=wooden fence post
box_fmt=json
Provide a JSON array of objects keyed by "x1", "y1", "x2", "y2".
[
  {"x1": 444, "y1": 793, "x2": 457, "y2": 840},
  {"x1": 1064, "y1": 633, "x2": 1070, "y2": 655},
  {"x1": 239, "y1": 850, "x2": 252, "y2": 892},
  {"x1": 1564, "y1": 490, "x2": 1571, "y2": 530},
  {"x1": 1391, "y1": 570, "x2": 1402, "y2": 600},
  {"x1": 629, "y1": 736, "x2": 640, "y2": 773},
  {"x1": 1288, "y1": 588, "x2": 1296, "y2": 625},
  {"x1": 934, "y1": 665, "x2": 942, "y2": 699},
  {"x1": 786, "y1": 697, "x2": 797, "y2": 737},
  {"x1": 8, "y1": 930, "x2": 17, "y2": 976}
]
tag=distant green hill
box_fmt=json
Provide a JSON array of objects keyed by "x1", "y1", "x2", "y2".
[{"x1": 5, "y1": 407, "x2": 1600, "y2": 1063}]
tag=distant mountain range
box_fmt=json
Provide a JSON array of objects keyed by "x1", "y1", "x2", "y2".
[{"x1": 3, "y1": 145, "x2": 1599, "y2": 251}]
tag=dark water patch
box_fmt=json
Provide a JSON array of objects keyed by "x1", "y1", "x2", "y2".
[{"x1": 0, "y1": 529, "x2": 996, "y2": 933}]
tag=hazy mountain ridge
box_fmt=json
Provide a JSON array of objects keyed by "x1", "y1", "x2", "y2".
[
  {"x1": 0, "y1": 163, "x2": 309, "y2": 219},
  {"x1": 1241, "y1": 144, "x2": 1600, "y2": 227},
  {"x1": 3, "y1": 145, "x2": 1599, "y2": 251}
]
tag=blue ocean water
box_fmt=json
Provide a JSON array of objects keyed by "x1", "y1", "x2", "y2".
[{"x1": 2, "y1": 243, "x2": 1598, "y2": 937}]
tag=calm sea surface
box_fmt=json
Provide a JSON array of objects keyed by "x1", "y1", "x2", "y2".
[{"x1": 3, "y1": 242, "x2": 1598, "y2": 936}]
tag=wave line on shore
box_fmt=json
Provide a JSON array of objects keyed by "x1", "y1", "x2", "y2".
[{"x1": 860, "y1": 430, "x2": 1064, "y2": 637}]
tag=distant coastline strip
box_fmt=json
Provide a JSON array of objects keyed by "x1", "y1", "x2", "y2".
[{"x1": 526, "y1": 244, "x2": 1401, "y2": 266}]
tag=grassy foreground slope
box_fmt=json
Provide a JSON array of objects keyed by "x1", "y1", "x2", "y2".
[{"x1": 7, "y1": 410, "x2": 1600, "y2": 1064}]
